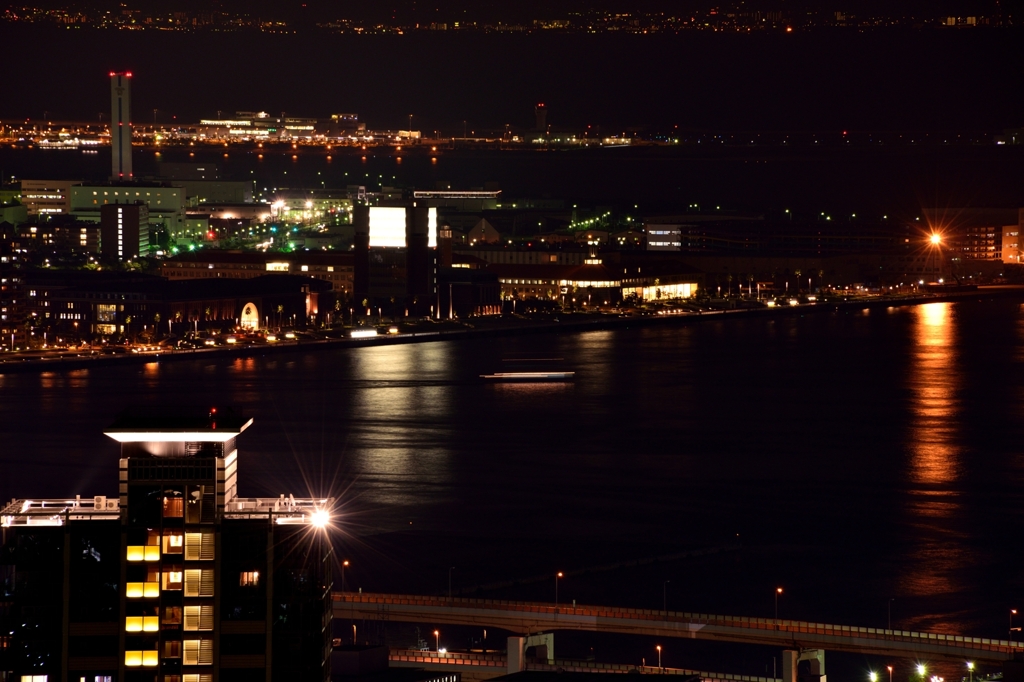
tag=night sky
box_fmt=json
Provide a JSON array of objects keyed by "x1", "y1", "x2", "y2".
[
  {"x1": 9, "y1": 0, "x2": 1012, "y2": 22},
  {"x1": 0, "y1": 23, "x2": 1021, "y2": 134}
]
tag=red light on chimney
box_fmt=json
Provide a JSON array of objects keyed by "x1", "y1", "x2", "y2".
[
  {"x1": 125, "y1": 71, "x2": 132, "y2": 77},
  {"x1": 109, "y1": 71, "x2": 116, "y2": 77}
]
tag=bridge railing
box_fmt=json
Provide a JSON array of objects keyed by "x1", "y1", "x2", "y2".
[
  {"x1": 334, "y1": 592, "x2": 1024, "y2": 655},
  {"x1": 388, "y1": 648, "x2": 780, "y2": 682}
]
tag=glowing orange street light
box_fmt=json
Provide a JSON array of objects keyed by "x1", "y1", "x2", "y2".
[
  {"x1": 656, "y1": 645, "x2": 662, "y2": 670},
  {"x1": 434, "y1": 630, "x2": 440, "y2": 652},
  {"x1": 775, "y1": 588, "x2": 783, "y2": 629},
  {"x1": 930, "y1": 233, "x2": 942, "y2": 245},
  {"x1": 341, "y1": 560, "x2": 350, "y2": 592},
  {"x1": 555, "y1": 572, "x2": 564, "y2": 607}
]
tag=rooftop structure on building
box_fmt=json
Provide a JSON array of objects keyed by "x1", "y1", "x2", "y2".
[{"x1": 0, "y1": 408, "x2": 333, "y2": 681}]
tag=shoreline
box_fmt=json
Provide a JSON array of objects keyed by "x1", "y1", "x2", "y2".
[{"x1": 2, "y1": 287, "x2": 1022, "y2": 376}]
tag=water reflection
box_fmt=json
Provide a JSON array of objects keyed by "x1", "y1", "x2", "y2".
[
  {"x1": 909, "y1": 303, "x2": 961, "y2": 486},
  {"x1": 900, "y1": 302, "x2": 965, "y2": 622},
  {"x1": 347, "y1": 344, "x2": 455, "y2": 507}
]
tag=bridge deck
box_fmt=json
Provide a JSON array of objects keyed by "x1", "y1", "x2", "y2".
[
  {"x1": 389, "y1": 649, "x2": 781, "y2": 682},
  {"x1": 334, "y1": 592, "x2": 1024, "y2": 663}
]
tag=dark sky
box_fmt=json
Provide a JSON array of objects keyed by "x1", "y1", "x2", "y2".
[
  {"x1": 19, "y1": 0, "x2": 1011, "y2": 22},
  {"x1": 0, "y1": 23, "x2": 1021, "y2": 133}
]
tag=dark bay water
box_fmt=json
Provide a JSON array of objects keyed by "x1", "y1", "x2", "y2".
[{"x1": 3, "y1": 299, "x2": 1024, "y2": 679}]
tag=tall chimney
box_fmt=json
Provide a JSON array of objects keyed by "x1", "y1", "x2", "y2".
[{"x1": 110, "y1": 71, "x2": 133, "y2": 181}]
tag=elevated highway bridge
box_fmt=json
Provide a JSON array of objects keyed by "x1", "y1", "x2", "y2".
[
  {"x1": 388, "y1": 648, "x2": 780, "y2": 682},
  {"x1": 334, "y1": 592, "x2": 1024, "y2": 665}
]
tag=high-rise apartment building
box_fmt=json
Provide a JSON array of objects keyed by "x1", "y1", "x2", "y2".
[
  {"x1": 110, "y1": 72, "x2": 133, "y2": 181},
  {"x1": 100, "y1": 202, "x2": 149, "y2": 261},
  {"x1": 1, "y1": 408, "x2": 334, "y2": 682}
]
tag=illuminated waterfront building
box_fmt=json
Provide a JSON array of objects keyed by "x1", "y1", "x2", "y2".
[
  {"x1": 352, "y1": 202, "x2": 438, "y2": 316},
  {"x1": 71, "y1": 183, "x2": 188, "y2": 247},
  {"x1": 20, "y1": 180, "x2": 74, "y2": 216},
  {"x1": 0, "y1": 408, "x2": 334, "y2": 682}
]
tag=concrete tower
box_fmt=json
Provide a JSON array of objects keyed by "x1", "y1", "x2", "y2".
[
  {"x1": 352, "y1": 204, "x2": 370, "y2": 306},
  {"x1": 110, "y1": 71, "x2": 133, "y2": 180}
]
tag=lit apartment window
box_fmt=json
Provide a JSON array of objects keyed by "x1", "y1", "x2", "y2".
[
  {"x1": 126, "y1": 581, "x2": 159, "y2": 598},
  {"x1": 126, "y1": 545, "x2": 160, "y2": 561},
  {"x1": 124, "y1": 650, "x2": 158, "y2": 667},
  {"x1": 163, "y1": 495, "x2": 184, "y2": 518},
  {"x1": 182, "y1": 639, "x2": 214, "y2": 666},
  {"x1": 19, "y1": 676, "x2": 48, "y2": 682},
  {"x1": 239, "y1": 571, "x2": 260, "y2": 587},
  {"x1": 183, "y1": 569, "x2": 214, "y2": 597},
  {"x1": 164, "y1": 642, "x2": 182, "y2": 662},
  {"x1": 184, "y1": 533, "x2": 214, "y2": 561},
  {"x1": 183, "y1": 605, "x2": 214, "y2": 631},
  {"x1": 125, "y1": 616, "x2": 158, "y2": 632},
  {"x1": 164, "y1": 533, "x2": 184, "y2": 553},
  {"x1": 162, "y1": 606, "x2": 182, "y2": 626},
  {"x1": 163, "y1": 571, "x2": 184, "y2": 591}
]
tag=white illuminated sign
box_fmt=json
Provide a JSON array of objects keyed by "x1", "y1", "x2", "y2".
[
  {"x1": 369, "y1": 207, "x2": 407, "y2": 247},
  {"x1": 368, "y1": 207, "x2": 438, "y2": 248}
]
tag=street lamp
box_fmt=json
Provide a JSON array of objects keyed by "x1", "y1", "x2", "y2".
[
  {"x1": 555, "y1": 572, "x2": 563, "y2": 607},
  {"x1": 656, "y1": 645, "x2": 662, "y2": 671},
  {"x1": 928, "y1": 233, "x2": 943, "y2": 281},
  {"x1": 342, "y1": 560, "x2": 349, "y2": 592},
  {"x1": 1011, "y1": 609, "x2": 1018, "y2": 642},
  {"x1": 434, "y1": 630, "x2": 440, "y2": 652},
  {"x1": 917, "y1": 663, "x2": 926, "y2": 679},
  {"x1": 775, "y1": 587, "x2": 783, "y2": 629},
  {"x1": 967, "y1": 662, "x2": 974, "y2": 682},
  {"x1": 870, "y1": 672, "x2": 878, "y2": 682}
]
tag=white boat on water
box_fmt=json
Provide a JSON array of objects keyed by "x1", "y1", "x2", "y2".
[{"x1": 480, "y1": 371, "x2": 575, "y2": 382}]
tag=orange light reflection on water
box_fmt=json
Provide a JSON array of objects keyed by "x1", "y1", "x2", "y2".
[
  {"x1": 900, "y1": 302, "x2": 965, "y2": 623},
  {"x1": 909, "y1": 303, "x2": 961, "y2": 486}
]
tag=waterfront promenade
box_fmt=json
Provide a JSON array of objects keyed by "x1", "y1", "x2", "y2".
[{"x1": 2, "y1": 286, "x2": 1021, "y2": 375}]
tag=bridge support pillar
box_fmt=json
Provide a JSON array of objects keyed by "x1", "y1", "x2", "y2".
[
  {"x1": 508, "y1": 637, "x2": 525, "y2": 675},
  {"x1": 525, "y1": 633, "x2": 555, "y2": 663},
  {"x1": 782, "y1": 649, "x2": 825, "y2": 682},
  {"x1": 782, "y1": 650, "x2": 798, "y2": 682}
]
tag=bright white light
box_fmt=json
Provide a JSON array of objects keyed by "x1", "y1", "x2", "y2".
[
  {"x1": 428, "y1": 207, "x2": 437, "y2": 248},
  {"x1": 311, "y1": 509, "x2": 330, "y2": 528},
  {"x1": 350, "y1": 329, "x2": 378, "y2": 338},
  {"x1": 105, "y1": 429, "x2": 249, "y2": 443},
  {"x1": 369, "y1": 207, "x2": 407, "y2": 247}
]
